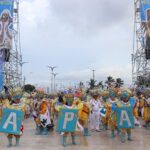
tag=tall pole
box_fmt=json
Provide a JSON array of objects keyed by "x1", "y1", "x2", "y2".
[
  {"x1": 53, "y1": 73, "x2": 58, "y2": 92},
  {"x1": 92, "y1": 69, "x2": 95, "y2": 81},
  {"x1": 47, "y1": 66, "x2": 57, "y2": 93},
  {"x1": 20, "y1": 62, "x2": 28, "y2": 86}
]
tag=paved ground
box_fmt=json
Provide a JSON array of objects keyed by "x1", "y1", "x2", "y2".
[{"x1": 0, "y1": 118, "x2": 150, "y2": 150}]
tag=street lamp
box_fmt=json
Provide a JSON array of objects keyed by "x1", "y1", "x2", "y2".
[
  {"x1": 53, "y1": 73, "x2": 59, "y2": 92},
  {"x1": 89, "y1": 69, "x2": 96, "y2": 81},
  {"x1": 47, "y1": 66, "x2": 57, "y2": 93}
]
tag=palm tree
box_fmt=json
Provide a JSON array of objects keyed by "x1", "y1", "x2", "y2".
[
  {"x1": 79, "y1": 81, "x2": 84, "y2": 87},
  {"x1": 115, "y1": 78, "x2": 124, "y2": 88},
  {"x1": 105, "y1": 76, "x2": 115, "y2": 88},
  {"x1": 88, "y1": 79, "x2": 97, "y2": 89},
  {"x1": 97, "y1": 81, "x2": 104, "y2": 89}
]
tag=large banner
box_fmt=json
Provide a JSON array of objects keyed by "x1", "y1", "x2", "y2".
[
  {"x1": 0, "y1": 49, "x2": 3, "y2": 91},
  {"x1": 57, "y1": 109, "x2": 78, "y2": 132},
  {"x1": 140, "y1": 0, "x2": 150, "y2": 22},
  {"x1": 0, "y1": 0, "x2": 14, "y2": 49},
  {"x1": 0, "y1": 108, "x2": 24, "y2": 135},
  {"x1": 116, "y1": 107, "x2": 134, "y2": 129}
]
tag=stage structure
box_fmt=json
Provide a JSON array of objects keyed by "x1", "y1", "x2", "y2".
[
  {"x1": 132, "y1": 0, "x2": 150, "y2": 86},
  {"x1": 0, "y1": 0, "x2": 22, "y2": 89}
]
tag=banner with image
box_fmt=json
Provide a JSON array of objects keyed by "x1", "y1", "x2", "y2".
[
  {"x1": 0, "y1": 0, "x2": 14, "y2": 49},
  {"x1": 140, "y1": 0, "x2": 150, "y2": 22},
  {"x1": 0, "y1": 49, "x2": 3, "y2": 91}
]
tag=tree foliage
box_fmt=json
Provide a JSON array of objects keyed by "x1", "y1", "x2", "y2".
[
  {"x1": 88, "y1": 79, "x2": 97, "y2": 89},
  {"x1": 115, "y1": 78, "x2": 124, "y2": 87},
  {"x1": 23, "y1": 84, "x2": 35, "y2": 93}
]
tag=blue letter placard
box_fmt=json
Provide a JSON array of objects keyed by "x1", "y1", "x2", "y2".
[
  {"x1": 0, "y1": 108, "x2": 24, "y2": 135},
  {"x1": 116, "y1": 107, "x2": 134, "y2": 129},
  {"x1": 57, "y1": 109, "x2": 78, "y2": 132}
]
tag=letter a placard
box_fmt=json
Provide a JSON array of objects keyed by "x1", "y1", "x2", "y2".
[
  {"x1": 57, "y1": 109, "x2": 78, "y2": 132},
  {"x1": 0, "y1": 108, "x2": 24, "y2": 135},
  {"x1": 116, "y1": 107, "x2": 134, "y2": 129}
]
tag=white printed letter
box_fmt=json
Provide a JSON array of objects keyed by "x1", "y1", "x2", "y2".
[
  {"x1": 120, "y1": 110, "x2": 131, "y2": 126},
  {"x1": 63, "y1": 112, "x2": 74, "y2": 129},
  {"x1": 3, "y1": 112, "x2": 17, "y2": 131}
]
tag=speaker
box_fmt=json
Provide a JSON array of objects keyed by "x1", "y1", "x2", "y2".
[
  {"x1": 2, "y1": 48, "x2": 10, "y2": 62},
  {"x1": 145, "y1": 49, "x2": 150, "y2": 59},
  {"x1": 145, "y1": 35, "x2": 150, "y2": 59}
]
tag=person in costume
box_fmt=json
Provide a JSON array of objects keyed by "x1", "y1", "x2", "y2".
[
  {"x1": 143, "y1": 94, "x2": 150, "y2": 129},
  {"x1": 90, "y1": 92, "x2": 102, "y2": 132},
  {"x1": 74, "y1": 91, "x2": 91, "y2": 136},
  {"x1": 106, "y1": 90, "x2": 119, "y2": 137},
  {"x1": 22, "y1": 93, "x2": 32, "y2": 119},
  {"x1": 137, "y1": 92, "x2": 144, "y2": 118},
  {"x1": 117, "y1": 91, "x2": 133, "y2": 143},
  {"x1": 129, "y1": 92, "x2": 140, "y2": 127},
  {"x1": 36, "y1": 98, "x2": 51, "y2": 135},
  {"x1": 58, "y1": 98, "x2": 77, "y2": 147},
  {"x1": 6, "y1": 88, "x2": 26, "y2": 147},
  {"x1": 101, "y1": 90, "x2": 109, "y2": 130},
  {"x1": 0, "y1": 92, "x2": 5, "y2": 118}
]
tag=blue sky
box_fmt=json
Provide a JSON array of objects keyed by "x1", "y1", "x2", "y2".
[{"x1": 19, "y1": 0, "x2": 133, "y2": 88}]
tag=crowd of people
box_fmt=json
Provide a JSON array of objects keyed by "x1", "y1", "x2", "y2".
[{"x1": 0, "y1": 86, "x2": 150, "y2": 147}]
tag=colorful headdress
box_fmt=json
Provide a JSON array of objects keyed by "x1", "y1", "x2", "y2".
[
  {"x1": 143, "y1": 89, "x2": 150, "y2": 97},
  {"x1": 109, "y1": 90, "x2": 116, "y2": 98},
  {"x1": 11, "y1": 87, "x2": 23, "y2": 100},
  {"x1": 119, "y1": 91, "x2": 129, "y2": 100},
  {"x1": 0, "y1": 91, "x2": 6, "y2": 99}
]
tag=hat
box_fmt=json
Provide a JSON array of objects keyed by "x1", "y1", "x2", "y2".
[
  {"x1": 92, "y1": 92, "x2": 99, "y2": 98},
  {"x1": 120, "y1": 91, "x2": 129, "y2": 100},
  {"x1": 12, "y1": 87, "x2": 23, "y2": 100},
  {"x1": 109, "y1": 90, "x2": 116, "y2": 98}
]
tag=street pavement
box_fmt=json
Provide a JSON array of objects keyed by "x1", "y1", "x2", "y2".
[{"x1": 0, "y1": 118, "x2": 150, "y2": 150}]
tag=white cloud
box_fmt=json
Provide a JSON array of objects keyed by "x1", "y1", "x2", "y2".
[{"x1": 18, "y1": 0, "x2": 133, "y2": 87}]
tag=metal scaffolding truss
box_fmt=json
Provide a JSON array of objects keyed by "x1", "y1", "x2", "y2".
[
  {"x1": 4, "y1": 0, "x2": 22, "y2": 87},
  {"x1": 132, "y1": 0, "x2": 150, "y2": 85}
]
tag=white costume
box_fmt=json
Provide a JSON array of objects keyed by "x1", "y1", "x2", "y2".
[{"x1": 90, "y1": 99, "x2": 102, "y2": 131}]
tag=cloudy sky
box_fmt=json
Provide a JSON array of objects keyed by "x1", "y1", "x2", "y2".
[{"x1": 19, "y1": 0, "x2": 133, "y2": 88}]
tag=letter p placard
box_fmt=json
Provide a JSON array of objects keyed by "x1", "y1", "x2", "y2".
[{"x1": 57, "y1": 109, "x2": 78, "y2": 132}]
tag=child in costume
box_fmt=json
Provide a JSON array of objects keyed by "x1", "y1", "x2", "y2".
[
  {"x1": 0, "y1": 93, "x2": 4, "y2": 118},
  {"x1": 118, "y1": 91, "x2": 133, "y2": 143},
  {"x1": 90, "y1": 92, "x2": 102, "y2": 132},
  {"x1": 101, "y1": 90, "x2": 109, "y2": 130},
  {"x1": 74, "y1": 91, "x2": 91, "y2": 136},
  {"x1": 36, "y1": 98, "x2": 51, "y2": 135},
  {"x1": 59, "y1": 98, "x2": 77, "y2": 147},
  {"x1": 143, "y1": 95, "x2": 150, "y2": 129},
  {"x1": 6, "y1": 88, "x2": 26, "y2": 147},
  {"x1": 106, "y1": 90, "x2": 119, "y2": 138},
  {"x1": 129, "y1": 93, "x2": 140, "y2": 127}
]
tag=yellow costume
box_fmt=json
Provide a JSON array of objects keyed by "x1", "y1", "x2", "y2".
[
  {"x1": 75, "y1": 98, "x2": 90, "y2": 136},
  {"x1": 143, "y1": 98, "x2": 150, "y2": 128},
  {"x1": 6, "y1": 87, "x2": 26, "y2": 147},
  {"x1": 107, "y1": 98, "x2": 119, "y2": 137}
]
